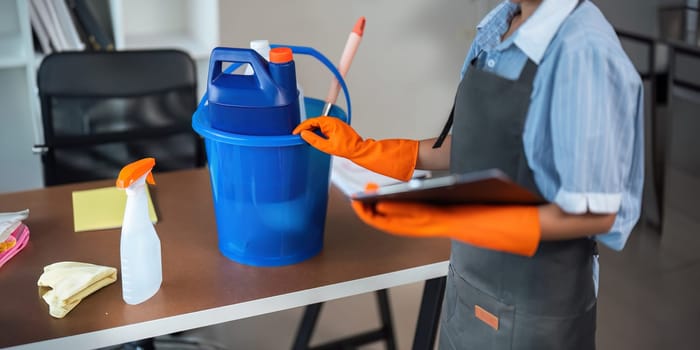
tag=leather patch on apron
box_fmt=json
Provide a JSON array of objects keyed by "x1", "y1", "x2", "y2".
[{"x1": 475, "y1": 304, "x2": 499, "y2": 330}]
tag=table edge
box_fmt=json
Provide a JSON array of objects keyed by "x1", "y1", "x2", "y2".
[{"x1": 9, "y1": 261, "x2": 449, "y2": 350}]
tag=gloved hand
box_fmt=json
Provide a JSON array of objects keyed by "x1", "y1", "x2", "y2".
[
  {"x1": 293, "y1": 116, "x2": 419, "y2": 181},
  {"x1": 351, "y1": 200, "x2": 541, "y2": 256},
  {"x1": 38, "y1": 261, "x2": 117, "y2": 318}
]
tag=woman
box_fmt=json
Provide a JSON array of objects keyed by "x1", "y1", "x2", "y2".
[{"x1": 293, "y1": 0, "x2": 643, "y2": 348}]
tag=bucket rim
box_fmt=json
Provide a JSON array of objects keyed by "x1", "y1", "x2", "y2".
[
  {"x1": 192, "y1": 97, "x2": 346, "y2": 147},
  {"x1": 192, "y1": 107, "x2": 305, "y2": 146}
]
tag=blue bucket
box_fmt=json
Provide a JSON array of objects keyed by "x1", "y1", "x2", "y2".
[{"x1": 193, "y1": 45, "x2": 351, "y2": 267}]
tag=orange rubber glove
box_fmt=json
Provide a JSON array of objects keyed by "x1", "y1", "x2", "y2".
[
  {"x1": 293, "y1": 116, "x2": 419, "y2": 181},
  {"x1": 351, "y1": 200, "x2": 541, "y2": 256}
]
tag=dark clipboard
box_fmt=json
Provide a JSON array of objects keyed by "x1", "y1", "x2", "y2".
[{"x1": 351, "y1": 169, "x2": 547, "y2": 205}]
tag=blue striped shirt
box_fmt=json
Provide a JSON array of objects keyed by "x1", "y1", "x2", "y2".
[{"x1": 461, "y1": 0, "x2": 644, "y2": 251}]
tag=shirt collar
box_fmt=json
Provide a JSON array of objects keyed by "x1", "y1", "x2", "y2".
[{"x1": 477, "y1": 0, "x2": 580, "y2": 64}]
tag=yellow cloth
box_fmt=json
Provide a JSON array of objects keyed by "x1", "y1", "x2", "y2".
[
  {"x1": 37, "y1": 261, "x2": 117, "y2": 318},
  {"x1": 72, "y1": 186, "x2": 157, "y2": 232}
]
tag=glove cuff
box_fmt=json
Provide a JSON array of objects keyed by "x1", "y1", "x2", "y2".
[{"x1": 352, "y1": 139, "x2": 419, "y2": 182}]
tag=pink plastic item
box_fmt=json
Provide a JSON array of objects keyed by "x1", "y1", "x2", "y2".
[{"x1": 0, "y1": 223, "x2": 29, "y2": 269}]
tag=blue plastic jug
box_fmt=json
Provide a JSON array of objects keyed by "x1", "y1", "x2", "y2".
[{"x1": 207, "y1": 47, "x2": 301, "y2": 135}]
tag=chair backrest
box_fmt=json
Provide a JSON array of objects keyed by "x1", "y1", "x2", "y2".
[{"x1": 37, "y1": 49, "x2": 205, "y2": 186}]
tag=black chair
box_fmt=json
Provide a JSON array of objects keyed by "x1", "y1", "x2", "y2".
[{"x1": 35, "y1": 49, "x2": 205, "y2": 186}]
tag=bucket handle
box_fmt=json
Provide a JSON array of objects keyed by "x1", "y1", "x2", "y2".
[
  {"x1": 271, "y1": 44, "x2": 352, "y2": 125},
  {"x1": 198, "y1": 45, "x2": 352, "y2": 125}
]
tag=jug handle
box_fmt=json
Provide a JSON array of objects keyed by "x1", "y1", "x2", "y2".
[
  {"x1": 271, "y1": 44, "x2": 352, "y2": 125},
  {"x1": 208, "y1": 47, "x2": 274, "y2": 91},
  {"x1": 198, "y1": 46, "x2": 352, "y2": 125}
]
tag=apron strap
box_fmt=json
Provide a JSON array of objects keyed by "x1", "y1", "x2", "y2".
[
  {"x1": 432, "y1": 50, "x2": 482, "y2": 149},
  {"x1": 432, "y1": 103, "x2": 454, "y2": 149}
]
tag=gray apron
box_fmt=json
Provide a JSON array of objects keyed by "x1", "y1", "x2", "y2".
[{"x1": 437, "y1": 56, "x2": 598, "y2": 350}]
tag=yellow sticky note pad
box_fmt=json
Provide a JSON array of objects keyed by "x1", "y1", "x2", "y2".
[{"x1": 72, "y1": 187, "x2": 158, "y2": 232}]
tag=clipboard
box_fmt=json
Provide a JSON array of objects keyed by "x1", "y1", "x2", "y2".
[{"x1": 351, "y1": 168, "x2": 546, "y2": 205}]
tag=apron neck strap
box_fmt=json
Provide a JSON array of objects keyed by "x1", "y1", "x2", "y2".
[{"x1": 432, "y1": 104, "x2": 454, "y2": 149}]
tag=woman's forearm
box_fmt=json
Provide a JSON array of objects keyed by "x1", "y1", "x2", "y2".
[
  {"x1": 416, "y1": 136, "x2": 451, "y2": 170},
  {"x1": 538, "y1": 203, "x2": 616, "y2": 241},
  {"x1": 415, "y1": 135, "x2": 614, "y2": 240}
]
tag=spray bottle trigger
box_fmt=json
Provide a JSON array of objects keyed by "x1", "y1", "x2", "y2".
[
  {"x1": 146, "y1": 172, "x2": 156, "y2": 185},
  {"x1": 116, "y1": 158, "x2": 156, "y2": 188}
]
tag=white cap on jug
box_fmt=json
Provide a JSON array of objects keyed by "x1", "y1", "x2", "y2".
[
  {"x1": 250, "y1": 40, "x2": 271, "y2": 59},
  {"x1": 244, "y1": 40, "x2": 270, "y2": 75},
  {"x1": 247, "y1": 39, "x2": 306, "y2": 120}
]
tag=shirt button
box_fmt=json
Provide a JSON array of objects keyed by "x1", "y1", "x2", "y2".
[{"x1": 487, "y1": 59, "x2": 496, "y2": 68}]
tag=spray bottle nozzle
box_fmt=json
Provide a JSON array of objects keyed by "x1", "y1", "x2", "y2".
[{"x1": 116, "y1": 158, "x2": 156, "y2": 189}]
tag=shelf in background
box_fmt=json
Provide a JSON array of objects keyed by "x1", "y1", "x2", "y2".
[
  {"x1": 0, "y1": 44, "x2": 28, "y2": 69},
  {"x1": 110, "y1": 0, "x2": 218, "y2": 61},
  {"x1": 0, "y1": 0, "x2": 30, "y2": 70},
  {"x1": 123, "y1": 33, "x2": 212, "y2": 60}
]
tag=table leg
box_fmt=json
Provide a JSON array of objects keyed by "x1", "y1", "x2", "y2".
[
  {"x1": 291, "y1": 290, "x2": 397, "y2": 350},
  {"x1": 412, "y1": 276, "x2": 447, "y2": 350},
  {"x1": 292, "y1": 302, "x2": 323, "y2": 350}
]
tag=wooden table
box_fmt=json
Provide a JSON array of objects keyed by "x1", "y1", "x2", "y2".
[{"x1": 0, "y1": 168, "x2": 449, "y2": 349}]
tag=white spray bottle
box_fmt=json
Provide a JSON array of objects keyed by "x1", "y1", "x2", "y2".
[{"x1": 116, "y1": 157, "x2": 162, "y2": 305}]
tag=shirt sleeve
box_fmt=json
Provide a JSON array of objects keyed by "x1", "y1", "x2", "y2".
[{"x1": 549, "y1": 38, "x2": 644, "y2": 250}]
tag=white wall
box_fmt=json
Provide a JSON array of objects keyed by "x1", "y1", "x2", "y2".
[
  {"x1": 0, "y1": 0, "x2": 667, "y2": 193},
  {"x1": 218, "y1": 0, "x2": 659, "y2": 141},
  {"x1": 219, "y1": 0, "x2": 501, "y2": 140}
]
